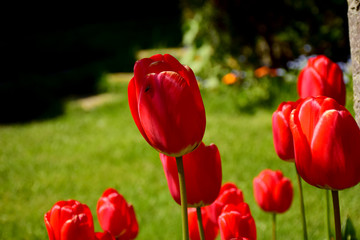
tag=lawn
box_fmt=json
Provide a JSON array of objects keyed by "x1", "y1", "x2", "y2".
[{"x1": 0, "y1": 75, "x2": 359, "y2": 240}]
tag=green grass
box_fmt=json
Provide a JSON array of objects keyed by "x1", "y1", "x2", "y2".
[{"x1": 0, "y1": 78, "x2": 359, "y2": 240}]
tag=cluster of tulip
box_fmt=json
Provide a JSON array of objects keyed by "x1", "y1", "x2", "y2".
[
  {"x1": 44, "y1": 188, "x2": 139, "y2": 240},
  {"x1": 272, "y1": 55, "x2": 360, "y2": 239},
  {"x1": 44, "y1": 53, "x2": 359, "y2": 240},
  {"x1": 128, "y1": 54, "x2": 260, "y2": 239}
]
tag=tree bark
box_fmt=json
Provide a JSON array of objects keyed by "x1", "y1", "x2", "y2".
[{"x1": 348, "y1": 0, "x2": 360, "y2": 125}]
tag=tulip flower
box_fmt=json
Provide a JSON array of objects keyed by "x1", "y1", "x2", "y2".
[
  {"x1": 44, "y1": 200, "x2": 95, "y2": 240},
  {"x1": 95, "y1": 232, "x2": 116, "y2": 240},
  {"x1": 272, "y1": 101, "x2": 298, "y2": 161},
  {"x1": 290, "y1": 96, "x2": 360, "y2": 239},
  {"x1": 290, "y1": 96, "x2": 360, "y2": 190},
  {"x1": 160, "y1": 142, "x2": 222, "y2": 207},
  {"x1": 218, "y1": 203, "x2": 257, "y2": 240},
  {"x1": 128, "y1": 53, "x2": 206, "y2": 157},
  {"x1": 253, "y1": 169, "x2": 293, "y2": 240},
  {"x1": 253, "y1": 169, "x2": 293, "y2": 214},
  {"x1": 188, "y1": 208, "x2": 219, "y2": 240},
  {"x1": 205, "y1": 182, "x2": 244, "y2": 225},
  {"x1": 272, "y1": 100, "x2": 308, "y2": 239},
  {"x1": 97, "y1": 188, "x2": 139, "y2": 240},
  {"x1": 297, "y1": 55, "x2": 346, "y2": 106}
]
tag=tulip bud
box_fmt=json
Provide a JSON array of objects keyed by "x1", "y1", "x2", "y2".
[
  {"x1": 97, "y1": 188, "x2": 139, "y2": 240},
  {"x1": 297, "y1": 55, "x2": 346, "y2": 105},
  {"x1": 205, "y1": 183, "x2": 244, "y2": 225},
  {"x1": 218, "y1": 202, "x2": 257, "y2": 240},
  {"x1": 160, "y1": 142, "x2": 222, "y2": 207},
  {"x1": 128, "y1": 54, "x2": 206, "y2": 157},
  {"x1": 272, "y1": 101, "x2": 298, "y2": 161},
  {"x1": 253, "y1": 169, "x2": 293, "y2": 213},
  {"x1": 44, "y1": 200, "x2": 95, "y2": 240}
]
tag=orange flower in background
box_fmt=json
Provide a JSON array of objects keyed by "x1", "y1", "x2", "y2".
[
  {"x1": 222, "y1": 72, "x2": 238, "y2": 85},
  {"x1": 254, "y1": 66, "x2": 277, "y2": 78}
]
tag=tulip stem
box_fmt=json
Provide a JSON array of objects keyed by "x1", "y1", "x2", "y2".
[
  {"x1": 331, "y1": 190, "x2": 341, "y2": 240},
  {"x1": 295, "y1": 168, "x2": 308, "y2": 240},
  {"x1": 176, "y1": 156, "x2": 189, "y2": 240},
  {"x1": 272, "y1": 213, "x2": 276, "y2": 240},
  {"x1": 325, "y1": 190, "x2": 333, "y2": 240},
  {"x1": 196, "y1": 207, "x2": 205, "y2": 240}
]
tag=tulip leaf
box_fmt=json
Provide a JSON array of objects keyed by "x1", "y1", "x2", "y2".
[{"x1": 342, "y1": 216, "x2": 357, "y2": 240}]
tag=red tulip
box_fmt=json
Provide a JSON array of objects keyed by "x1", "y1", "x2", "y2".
[
  {"x1": 97, "y1": 188, "x2": 139, "y2": 240},
  {"x1": 95, "y1": 232, "x2": 116, "y2": 240},
  {"x1": 290, "y1": 96, "x2": 360, "y2": 190},
  {"x1": 44, "y1": 200, "x2": 95, "y2": 240},
  {"x1": 253, "y1": 169, "x2": 293, "y2": 213},
  {"x1": 272, "y1": 101, "x2": 298, "y2": 161},
  {"x1": 128, "y1": 54, "x2": 206, "y2": 157},
  {"x1": 297, "y1": 55, "x2": 346, "y2": 106},
  {"x1": 205, "y1": 182, "x2": 244, "y2": 225},
  {"x1": 160, "y1": 142, "x2": 222, "y2": 207},
  {"x1": 218, "y1": 202, "x2": 257, "y2": 240},
  {"x1": 188, "y1": 208, "x2": 219, "y2": 240}
]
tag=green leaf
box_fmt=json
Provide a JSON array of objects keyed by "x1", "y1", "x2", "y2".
[{"x1": 342, "y1": 216, "x2": 357, "y2": 240}]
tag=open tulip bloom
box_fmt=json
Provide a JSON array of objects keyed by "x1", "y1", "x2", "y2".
[{"x1": 290, "y1": 96, "x2": 360, "y2": 239}]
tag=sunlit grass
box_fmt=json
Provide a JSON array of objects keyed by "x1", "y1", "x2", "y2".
[{"x1": 0, "y1": 78, "x2": 358, "y2": 240}]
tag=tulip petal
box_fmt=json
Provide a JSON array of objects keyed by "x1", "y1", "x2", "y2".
[
  {"x1": 298, "y1": 67, "x2": 324, "y2": 99},
  {"x1": 311, "y1": 109, "x2": 360, "y2": 189},
  {"x1": 138, "y1": 71, "x2": 204, "y2": 156},
  {"x1": 272, "y1": 111, "x2": 294, "y2": 160},
  {"x1": 61, "y1": 214, "x2": 95, "y2": 240},
  {"x1": 273, "y1": 179, "x2": 293, "y2": 213}
]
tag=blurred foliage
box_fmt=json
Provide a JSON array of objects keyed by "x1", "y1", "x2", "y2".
[{"x1": 180, "y1": 0, "x2": 350, "y2": 80}]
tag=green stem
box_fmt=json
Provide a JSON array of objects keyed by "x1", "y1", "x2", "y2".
[
  {"x1": 176, "y1": 156, "x2": 189, "y2": 240},
  {"x1": 325, "y1": 190, "x2": 333, "y2": 240},
  {"x1": 331, "y1": 190, "x2": 341, "y2": 240},
  {"x1": 272, "y1": 213, "x2": 276, "y2": 240},
  {"x1": 196, "y1": 207, "x2": 205, "y2": 240},
  {"x1": 295, "y1": 167, "x2": 308, "y2": 240}
]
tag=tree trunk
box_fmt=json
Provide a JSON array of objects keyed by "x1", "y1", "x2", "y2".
[{"x1": 348, "y1": 0, "x2": 360, "y2": 125}]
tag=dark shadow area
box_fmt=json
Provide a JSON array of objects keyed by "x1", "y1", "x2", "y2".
[{"x1": 1, "y1": 2, "x2": 183, "y2": 123}]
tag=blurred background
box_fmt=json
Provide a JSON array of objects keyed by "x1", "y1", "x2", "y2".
[
  {"x1": 1, "y1": 1, "x2": 358, "y2": 239},
  {"x1": 0, "y1": 0, "x2": 350, "y2": 123}
]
